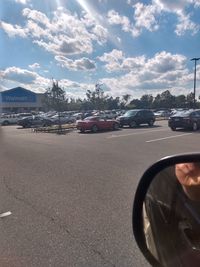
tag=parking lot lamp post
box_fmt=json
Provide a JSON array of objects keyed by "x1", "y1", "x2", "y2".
[{"x1": 191, "y1": 58, "x2": 200, "y2": 108}]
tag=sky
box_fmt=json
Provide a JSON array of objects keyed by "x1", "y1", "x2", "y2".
[{"x1": 0, "y1": 0, "x2": 200, "y2": 99}]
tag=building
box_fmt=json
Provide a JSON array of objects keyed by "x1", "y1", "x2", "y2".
[{"x1": 0, "y1": 87, "x2": 44, "y2": 113}]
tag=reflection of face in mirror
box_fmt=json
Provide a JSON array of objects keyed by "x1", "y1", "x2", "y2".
[
  {"x1": 176, "y1": 163, "x2": 200, "y2": 202},
  {"x1": 143, "y1": 164, "x2": 200, "y2": 267}
]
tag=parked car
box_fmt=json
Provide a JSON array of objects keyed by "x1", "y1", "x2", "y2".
[
  {"x1": 76, "y1": 116, "x2": 120, "y2": 133},
  {"x1": 154, "y1": 110, "x2": 171, "y2": 118},
  {"x1": 168, "y1": 109, "x2": 200, "y2": 131},
  {"x1": 0, "y1": 114, "x2": 20, "y2": 125},
  {"x1": 18, "y1": 116, "x2": 53, "y2": 128},
  {"x1": 117, "y1": 109, "x2": 155, "y2": 128},
  {"x1": 50, "y1": 114, "x2": 75, "y2": 124}
]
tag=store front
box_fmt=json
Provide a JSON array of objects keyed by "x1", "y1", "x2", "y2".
[{"x1": 0, "y1": 87, "x2": 44, "y2": 113}]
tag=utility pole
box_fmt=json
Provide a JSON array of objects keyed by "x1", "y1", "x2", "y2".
[{"x1": 191, "y1": 57, "x2": 200, "y2": 108}]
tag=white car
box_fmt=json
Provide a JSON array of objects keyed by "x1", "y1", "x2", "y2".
[{"x1": 0, "y1": 114, "x2": 20, "y2": 125}]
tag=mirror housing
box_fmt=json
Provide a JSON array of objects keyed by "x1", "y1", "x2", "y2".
[{"x1": 132, "y1": 153, "x2": 200, "y2": 267}]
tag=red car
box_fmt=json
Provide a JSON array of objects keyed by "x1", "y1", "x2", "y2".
[{"x1": 76, "y1": 116, "x2": 119, "y2": 133}]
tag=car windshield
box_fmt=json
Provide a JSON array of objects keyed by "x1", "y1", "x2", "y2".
[
  {"x1": 124, "y1": 110, "x2": 138, "y2": 116},
  {"x1": 1, "y1": 1, "x2": 200, "y2": 266},
  {"x1": 172, "y1": 110, "x2": 193, "y2": 116}
]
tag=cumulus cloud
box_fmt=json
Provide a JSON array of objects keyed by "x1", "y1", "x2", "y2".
[
  {"x1": 107, "y1": 1, "x2": 199, "y2": 37},
  {"x1": 107, "y1": 4, "x2": 160, "y2": 37},
  {"x1": 0, "y1": 21, "x2": 27, "y2": 38},
  {"x1": 0, "y1": 66, "x2": 94, "y2": 97},
  {"x1": 98, "y1": 49, "x2": 146, "y2": 72},
  {"x1": 107, "y1": 10, "x2": 131, "y2": 32},
  {"x1": 1, "y1": 7, "x2": 109, "y2": 57},
  {"x1": 133, "y1": 2, "x2": 160, "y2": 34},
  {"x1": 175, "y1": 11, "x2": 200, "y2": 35},
  {"x1": 97, "y1": 51, "x2": 191, "y2": 97},
  {"x1": 15, "y1": 0, "x2": 30, "y2": 4},
  {"x1": 29, "y1": 63, "x2": 40, "y2": 70},
  {"x1": 0, "y1": 67, "x2": 38, "y2": 84},
  {"x1": 55, "y1": 56, "x2": 96, "y2": 71},
  {"x1": 153, "y1": 0, "x2": 200, "y2": 35}
]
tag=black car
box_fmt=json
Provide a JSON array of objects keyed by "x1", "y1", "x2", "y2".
[
  {"x1": 117, "y1": 109, "x2": 155, "y2": 128},
  {"x1": 168, "y1": 110, "x2": 200, "y2": 131},
  {"x1": 18, "y1": 116, "x2": 53, "y2": 128}
]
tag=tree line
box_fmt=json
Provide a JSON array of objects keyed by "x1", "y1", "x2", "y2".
[{"x1": 43, "y1": 81, "x2": 199, "y2": 112}]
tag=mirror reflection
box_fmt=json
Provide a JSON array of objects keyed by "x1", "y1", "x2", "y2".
[{"x1": 143, "y1": 162, "x2": 200, "y2": 267}]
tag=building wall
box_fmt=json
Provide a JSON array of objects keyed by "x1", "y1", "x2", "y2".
[{"x1": 0, "y1": 87, "x2": 44, "y2": 113}]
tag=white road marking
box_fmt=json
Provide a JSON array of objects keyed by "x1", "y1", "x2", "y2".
[
  {"x1": 146, "y1": 133, "x2": 192, "y2": 143},
  {"x1": 107, "y1": 128, "x2": 168, "y2": 139}
]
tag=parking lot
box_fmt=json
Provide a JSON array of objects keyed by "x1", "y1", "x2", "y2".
[{"x1": 0, "y1": 120, "x2": 199, "y2": 267}]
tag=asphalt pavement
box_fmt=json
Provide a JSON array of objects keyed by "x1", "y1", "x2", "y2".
[{"x1": 0, "y1": 121, "x2": 199, "y2": 267}]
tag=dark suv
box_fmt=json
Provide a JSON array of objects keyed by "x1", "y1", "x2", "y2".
[
  {"x1": 117, "y1": 109, "x2": 155, "y2": 128},
  {"x1": 168, "y1": 109, "x2": 200, "y2": 131}
]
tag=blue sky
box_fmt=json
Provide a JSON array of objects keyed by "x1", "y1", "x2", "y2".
[{"x1": 0, "y1": 0, "x2": 200, "y2": 99}]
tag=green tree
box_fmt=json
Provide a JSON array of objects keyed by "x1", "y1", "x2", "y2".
[
  {"x1": 86, "y1": 83, "x2": 108, "y2": 110},
  {"x1": 43, "y1": 80, "x2": 67, "y2": 130},
  {"x1": 43, "y1": 80, "x2": 66, "y2": 112},
  {"x1": 140, "y1": 94, "x2": 153, "y2": 108},
  {"x1": 174, "y1": 95, "x2": 186, "y2": 108},
  {"x1": 186, "y1": 92, "x2": 195, "y2": 108},
  {"x1": 121, "y1": 94, "x2": 131, "y2": 108}
]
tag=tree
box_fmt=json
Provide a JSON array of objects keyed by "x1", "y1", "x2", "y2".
[
  {"x1": 86, "y1": 83, "x2": 108, "y2": 110},
  {"x1": 140, "y1": 94, "x2": 153, "y2": 108},
  {"x1": 121, "y1": 94, "x2": 131, "y2": 108},
  {"x1": 43, "y1": 80, "x2": 67, "y2": 130},
  {"x1": 174, "y1": 95, "x2": 186, "y2": 108},
  {"x1": 186, "y1": 92, "x2": 195, "y2": 108},
  {"x1": 43, "y1": 80, "x2": 66, "y2": 112}
]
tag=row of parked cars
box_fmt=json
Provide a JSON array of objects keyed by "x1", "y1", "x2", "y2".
[
  {"x1": 1, "y1": 109, "x2": 200, "y2": 133},
  {"x1": 0, "y1": 110, "x2": 124, "y2": 128},
  {"x1": 77, "y1": 109, "x2": 200, "y2": 133}
]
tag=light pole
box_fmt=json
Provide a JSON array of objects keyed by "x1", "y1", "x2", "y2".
[{"x1": 191, "y1": 57, "x2": 200, "y2": 108}]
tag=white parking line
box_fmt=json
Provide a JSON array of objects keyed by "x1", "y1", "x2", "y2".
[
  {"x1": 146, "y1": 133, "x2": 192, "y2": 143},
  {"x1": 107, "y1": 128, "x2": 168, "y2": 139}
]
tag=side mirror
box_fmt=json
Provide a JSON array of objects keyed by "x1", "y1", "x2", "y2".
[{"x1": 132, "y1": 153, "x2": 200, "y2": 267}]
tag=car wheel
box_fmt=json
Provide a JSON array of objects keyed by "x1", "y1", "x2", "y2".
[
  {"x1": 80, "y1": 129, "x2": 85, "y2": 133},
  {"x1": 91, "y1": 125, "x2": 98, "y2": 133},
  {"x1": 192, "y1": 122, "x2": 198, "y2": 131},
  {"x1": 2, "y1": 121, "x2": 9, "y2": 126},
  {"x1": 171, "y1": 126, "x2": 176, "y2": 131},
  {"x1": 26, "y1": 123, "x2": 31, "y2": 128},
  {"x1": 148, "y1": 120, "x2": 154, "y2": 127},
  {"x1": 113, "y1": 123, "x2": 119, "y2": 130},
  {"x1": 129, "y1": 121, "x2": 136, "y2": 128}
]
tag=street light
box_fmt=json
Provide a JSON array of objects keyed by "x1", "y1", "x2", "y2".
[{"x1": 191, "y1": 57, "x2": 200, "y2": 108}]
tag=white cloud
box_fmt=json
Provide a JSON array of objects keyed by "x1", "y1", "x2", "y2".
[
  {"x1": 98, "y1": 49, "x2": 146, "y2": 72},
  {"x1": 0, "y1": 67, "x2": 38, "y2": 84},
  {"x1": 98, "y1": 51, "x2": 192, "y2": 97},
  {"x1": 1, "y1": 7, "x2": 109, "y2": 57},
  {"x1": 0, "y1": 66, "x2": 94, "y2": 97},
  {"x1": 153, "y1": 0, "x2": 200, "y2": 35},
  {"x1": 175, "y1": 11, "x2": 200, "y2": 35},
  {"x1": 133, "y1": 2, "x2": 160, "y2": 34},
  {"x1": 29, "y1": 63, "x2": 40, "y2": 70},
  {"x1": 55, "y1": 56, "x2": 96, "y2": 71},
  {"x1": 98, "y1": 49, "x2": 124, "y2": 72},
  {"x1": 15, "y1": 0, "x2": 30, "y2": 4},
  {"x1": 107, "y1": 1, "x2": 199, "y2": 38},
  {"x1": 107, "y1": 10, "x2": 131, "y2": 32},
  {"x1": 22, "y1": 8, "x2": 50, "y2": 26},
  {"x1": 0, "y1": 21, "x2": 27, "y2": 38},
  {"x1": 91, "y1": 25, "x2": 108, "y2": 44}
]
